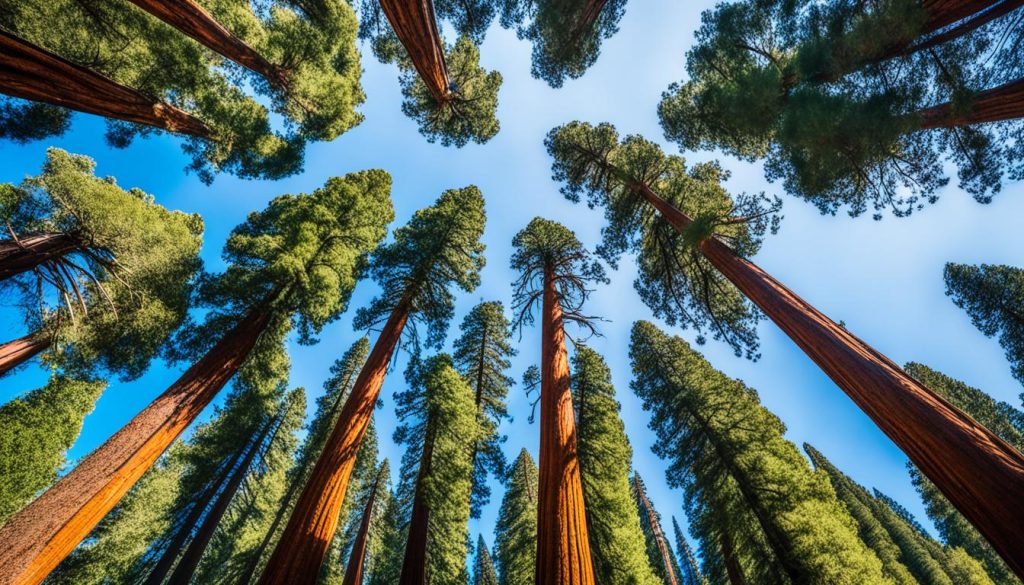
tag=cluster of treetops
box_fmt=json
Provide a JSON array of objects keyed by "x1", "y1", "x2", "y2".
[{"x1": 1, "y1": 128, "x2": 1023, "y2": 584}]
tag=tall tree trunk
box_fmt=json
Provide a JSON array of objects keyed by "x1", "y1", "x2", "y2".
[
  {"x1": 377, "y1": 0, "x2": 451, "y2": 102},
  {"x1": 633, "y1": 476, "x2": 679, "y2": 585},
  {"x1": 0, "y1": 331, "x2": 51, "y2": 377},
  {"x1": 399, "y1": 430, "x2": 435, "y2": 585},
  {"x1": 258, "y1": 296, "x2": 412, "y2": 585},
  {"x1": 125, "y1": 0, "x2": 288, "y2": 88},
  {"x1": 342, "y1": 467, "x2": 384, "y2": 585},
  {"x1": 905, "y1": 0, "x2": 1023, "y2": 55},
  {"x1": 0, "y1": 30, "x2": 214, "y2": 138},
  {"x1": 0, "y1": 233, "x2": 81, "y2": 282},
  {"x1": 535, "y1": 264, "x2": 595, "y2": 585},
  {"x1": 0, "y1": 305, "x2": 274, "y2": 585},
  {"x1": 718, "y1": 529, "x2": 747, "y2": 585},
  {"x1": 921, "y1": 0, "x2": 1006, "y2": 32},
  {"x1": 630, "y1": 181, "x2": 1024, "y2": 580},
  {"x1": 919, "y1": 77, "x2": 1024, "y2": 129}
]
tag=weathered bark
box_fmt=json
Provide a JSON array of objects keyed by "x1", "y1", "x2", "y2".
[
  {"x1": 125, "y1": 0, "x2": 288, "y2": 88},
  {"x1": 0, "y1": 305, "x2": 273, "y2": 585},
  {"x1": 629, "y1": 181, "x2": 1024, "y2": 580},
  {"x1": 633, "y1": 476, "x2": 679, "y2": 585},
  {"x1": 258, "y1": 296, "x2": 411, "y2": 585},
  {"x1": 377, "y1": 0, "x2": 451, "y2": 102},
  {"x1": 0, "y1": 30, "x2": 213, "y2": 138},
  {"x1": 919, "y1": 77, "x2": 1024, "y2": 129},
  {"x1": 341, "y1": 467, "x2": 384, "y2": 585},
  {"x1": 0, "y1": 233, "x2": 81, "y2": 282},
  {"x1": 535, "y1": 264, "x2": 595, "y2": 585},
  {"x1": 399, "y1": 430, "x2": 435, "y2": 585},
  {"x1": 719, "y1": 529, "x2": 747, "y2": 585},
  {"x1": 0, "y1": 331, "x2": 51, "y2": 377}
]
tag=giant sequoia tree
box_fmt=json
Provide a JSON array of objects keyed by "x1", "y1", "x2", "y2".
[
  {"x1": 494, "y1": 449, "x2": 539, "y2": 585},
  {"x1": 548, "y1": 120, "x2": 1024, "y2": 575},
  {"x1": 0, "y1": 0, "x2": 365, "y2": 181},
  {"x1": 0, "y1": 148, "x2": 202, "y2": 379},
  {"x1": 259, "y1": 186, "x2": 486, "y2": 584},
  {"x1": 0, "y1": 171, "x2": 392, "y2": 585},
  {"x1": 631, "y1": 474, "x2": 682, "y2": 585},
  {"x1": 511, "y1": 217, "x2": 605, "y2": 585},
  {"x1": 341, "y1": 461, "x2": 390, "y2": 585}
]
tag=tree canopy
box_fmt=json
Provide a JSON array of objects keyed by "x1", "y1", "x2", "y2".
[{"x1": 494, "y1": 449, "x2": 539, "y2": 585}]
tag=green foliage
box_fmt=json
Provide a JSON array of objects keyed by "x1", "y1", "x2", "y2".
[
  {"x1": 632, "y1": 473, "x2": 683, "y2": 585},
  {"x1": 366, "y1": 483, "x2": 405, "y2": 585},
  {"x1": 0, "y1": 98, "x2": 70, "y2": 143},
  {"x1": 629, "y1": 320, "x2": 891, "y2": 584},
  {"x1": 323, "y1": 419, "x2": 380, "y2": 584},
  {"x1": 473, "y1": 535, "x2": 500, "y2": 585},
  {"x1": 1, "y1": 148, "x2": 203, "y2": 381},
  {"x1": 355, "y1": 186, "x2": 486, "y2": 353},
  {"x1": 672, "y1": 516, "x2": 707, "y2": 585},
  {"x1": 546, "y1": 121, "x2": 780, "y2": 359},
  {"x1": 494, "y1": 449, "x2": 538, "y2": 585},
  {"x1": 0, "y1": 376, "x2": 104, "y2": 523},
  {"x1": 571, "y1": 346, "x2": 660, "y2": 585}
]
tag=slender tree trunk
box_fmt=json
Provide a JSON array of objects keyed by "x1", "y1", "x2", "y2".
[
  {"x1": 0, "y1": 233, "x2": 81, "y2": 282},
  {"x1": 535, "y1": 264, "x2": 595, "y2": 585},
  {"x1": 630, "y1": 181, "x2": 1024, "y2": 580},
  {"x1": 719, "y1": 529, "x2": 747, "y2": 585},
  {"x1": 0, "y1": 305, "x2": 274, "y2": 585},
  {"x1": 377, "y1": 0, "x2": 451, "y2": 102},
  {"x1": 0, "y1": 30, "x2": 213, "y2": 138},
  {"x1": 0, "y1": 331, "x2": 51, "y2": 376},
  {"x1": 342, "y1": 467, "x2": 384, "y2": 585},
  {"x1": 258, "y1": 296, "x2": 412, "y2": 585},
  {"x1": 919, "y1": 77, "x2": 1024, "y2": 129},
  {"x1": 633, "y1": 476, "x2": 679, "y2": 585},
  {"x1": 399, "y1": 430, "x2": 435, "y2": 585},
  {"x1": 125, "y1": 0, "x2": 288, "y2": 88}
]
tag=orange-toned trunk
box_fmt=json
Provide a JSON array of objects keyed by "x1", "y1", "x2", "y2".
[
  {"x1": 377, "y1": 0, "x2": 451, "y2": 102},
  {"x1": 919, "y1": 77, "x2": 1024, "y2": 129},
  {"x1": 258, "y1": 297, "x2": 411, "y2": 585},
  {"x1": 0, "y1": 331, "x2": 51, "y2": 377},
  {"x1": 399, "y1": 432, "x2": 434, "y2": 585},
  {"x1": 0, "y1": 233, "x2": 81, "y2": 282},
  {"x1": 342, "y1": 467, "x2": 383, "y2": 585},
  {"x1": 126, "y1": 0, "x2": 288, "y2": 88},
  {"x1": 633, "y1": 476, "x2": 679, "y2": 585},
  {"x1": 535, "y1": 264, "x2": 595, "y2": 585},
  {"x1": 0, "y1": 306, "x2": 273, "y2": 585},
  {"x1": 633, "y1": 182, "x2": 1024, "y2": 580}
]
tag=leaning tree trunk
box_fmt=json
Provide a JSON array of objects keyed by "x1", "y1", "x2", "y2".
[
  {"x1": 921, "y1": 0, "x2": 1008, "y2": 32},
  {"x1": 342, "y1": 467, "x2": 384, "y2": 585},
  {"x1": 630, "y1": 181, "x2": 1024, "y2": 580},
  {"x1": 399, "y1": 430, "x2": 435, "y2": 585},
  {"x1": 125, "y1": 0, "x2": 288, "y2": 88},
  {"x1": 258, "y1": 296, "x2": 412, "y2": 585},
  {"x1": 535, "y1": 264, "x2": 595, "y2": 585},
  {"x1": 0, "y1": 30, "x2": 213, "y2": 138},
  {"x1": 378, "y1": 0, "x2": 451, "y2": 102},
  {"x1": 0, "y1": 331, "x2": 51, "y2": 377},
  {"x1": 633, "y1": 476, "x2": 679, "y2": 585},
  {"x1": 719, "y1": 529, "x2": 747, "y2": 585},
  {"x1": 919, "y1": 77, "x2": 1024, "y2": 129},
  {"x1": 0, "y1": 233, "x2": 81, "y2": 282},
  {"x1": 0, "y1": 305, "x2": 274, "y2": 585},
  {"x1": 905, "y1": 0, "x2": 1023, "y2": 55}
]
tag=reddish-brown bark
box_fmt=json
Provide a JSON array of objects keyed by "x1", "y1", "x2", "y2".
[
  {"x1": 535, "y1": 264, "x2": 595, "y2": 585},
  {"x1": 629, "y1": 181, "x2": 1024, "y2": 580},
  {"x1": 0, "y1": 331, "x2": 51, "y2": 377},
  {"x1": 0, "y1": 30, "x2": 213, "y2": 138},
  {"x1": 0, "y1": 233, "x2": 81, "y2": 282},
  {"x1": 258, "y1": 297, "x2": 411, "y2": 585},
  {"x1": 342, "y1": 467, "x2": 384, "y2": 585},
  {"x1": 125, "y1": 0, "x2": 288, "y2": 88},
  {"x1": 0, "y1": 306, "x2": 273, "y2": 585},
  {"x1": 633, "y1": 475, "x2": 679, "y2": 585},
  {"x1": 719, "y1": 529, "x2": 747, "y2": 585},
  {"x1": 906, "y1": 0, "x2": 1023, "y2": 55},
  {"x1": 377, "y1": 0, "x2": 451, "y2": 102},
  {"x1": 919, "y1": 77, "x2": 1024, "y2": 129},
  {"x1": 399, "y1": 432, "x2": 434, "y2": 585},
  {"x1": 922, "y1": 0, "x2": 1005, "y2": 32}
]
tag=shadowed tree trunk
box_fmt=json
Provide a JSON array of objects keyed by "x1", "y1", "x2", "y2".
[
  {"x1": 535, "y1": 264, "x2": 595, "y2": 585},
  {"x1": 399, "y1": 430, "x2": 435, "y2": 585},
  {"x1": 627, "y1": 180, "x2": 1024, "y2": 580},
  {"x1": 0, "y1": 331, "x2": 51, "y2": 376},
  {"x1": 922, "y1": 0, "x2": 1008, "y2": 31},
  {"x1": 0, "y1": 30, "x2": 213, "y2": 138},
  {"x1": 377, "y1": 0, "x2": 451, "y2": 102},
  {"x1": 125, "y1": 0, "x2": 289, "y2": 88},
  {"x1": 342, "y1": 466, "x2": 384, "y2": 585},
  {"x1": 0, "y1": 233, "x2": 81, "y2": 282},
  {"x1": 0, "y1": 305, "x2": 274, "y2": 585},
  {"x1": 919, "y1": 78, "x2": 1024, "y2": 128},
  {"x1": 905, "y1": 0, "x2": 1023, "y2": 55},
  {"x1": 633, "y1": 475, "x2": 679, "y2": 585},
  {"x1": 258, "y1": 296, "x2": 411, "y2": 585},
  {"x1": 719, "y1": 529, "x2": 747, "y2": 585}
]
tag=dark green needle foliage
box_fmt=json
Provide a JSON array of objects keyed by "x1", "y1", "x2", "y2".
[
  {"x1": 944, "y1": 263, "x2": 1024, "y2": 385},
  {"x1": 571, "y1": 346, "x2": 660, "y2": 585},
  {"x1": 546, "y1": 121, "x2": 781, "y2": 359},
  {"x1": 671, "y1": 516, "x2": 706, "y2": 585},
  {"x1": 629, "y1": 320, "x2": 889, "y2": 584},
  {"x1": 473, "y1": 535, "x2": 499, "y2": 585},
  {"x1": 452, "y1": 300, "x2": 515, "y2": 517},
  {"x1": 1, "y1": 148, "x2": 203, "y2": 381},
  {"x1": 493, "y1": 449, "x2": 538, "y2": 585},
  {"x1": 632, "y1": 473, "x2": 683, "y2": 585},
  {"x1": 0, "y1": 0, "x2": 365, "y2": 181},
  {"x1": 366, "y1": 483, "x2": 405, "y2": 585},
  {"x1": 0, "y1": 376, "x2": 104, "y2": 523}
]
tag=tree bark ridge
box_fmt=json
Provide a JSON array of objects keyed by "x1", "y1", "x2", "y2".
[{"x1": 377, "y1": 0, "x2": 451, "y2": 102}]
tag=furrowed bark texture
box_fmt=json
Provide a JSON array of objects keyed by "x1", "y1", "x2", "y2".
[
  {"x1": 126, "y1": 0, "x2": 288, "y2": 87},
  {"x1": 634, "y1": 476, "x2": 679, "y2": 585},
  {"x1": 377, "y1": 0, "x2": 451, "y2": 102},
  {"x1": 0, "y1": 233, "x2": 81, "y2": 282},
  {"x1": 399, "y1": 432, "x2": 435, "y2": 585},
  {"x1": 0, "y1": 306, "x2": 273, "y2": 585},
  {"x1": 0, "y1": 331, "x2": 51, "y2": 377},
  {"x1": 535, "y1": 265, "x2": 595, "y2": 585},
  {"x1": 341, "y1": 468, "x2": 383, "y2": 585},
  {"x1": 0, "y1": 30, "x2": 213, "y2": 138},
  {"x1": 258, "y1": 298, "x2": 411, "y2": 585},
  {"x1": 919, "y1": 77, "x2": 1024, "y2": 128},
  {"x1": 631, "y1": 181, "x2": 1024, "y2": 580}
]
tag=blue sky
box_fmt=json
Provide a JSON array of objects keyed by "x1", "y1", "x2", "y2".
[{"x1": 2, "y1": 0, "x2": 1023, "y2": 572}]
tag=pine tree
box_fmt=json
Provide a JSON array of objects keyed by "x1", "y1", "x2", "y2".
[
  {"x1": 629, "y1": 320, "x2": 891, "y2": 584},
  {"x1": 366, "y1": 484, "x2": 405, "y2": 585},
  {"x1": 494, "y1": 449, "x2": 539, "y2": 585},
  {"x1": 671, "y1": 517, "x2": 706, "y2": 585},
  {"x1": 0, "y1": 171, "x2": 392, "y2": 584},
  {"x1": 474, "y1": 535, "x2": 499, "y2": 585},
  {"x1": 341, "y1": 461, "x2": 390, "y2": 585},
  {"x1": 632, "y1": 474, "x2": 683, "y2": 585},
  {"x1": 260, "y1": 186, "x2": 486, "y2": 584},
  {"x1": 571, "y1": 346, "x2": 660, "y2": 584},
  {"x1": 0, "y1": 376, "x2": 103, "y2": 523}
]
